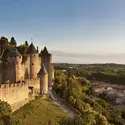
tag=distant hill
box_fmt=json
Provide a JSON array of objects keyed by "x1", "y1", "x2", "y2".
[{"x1": 53, "y1": 63, "x2": 125, "y2": 70}]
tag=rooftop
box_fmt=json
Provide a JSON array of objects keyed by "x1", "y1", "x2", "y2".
[
  {"x1": 40, "y1": 47, "x2": 49, "y2": 55},
  {"x1": 26, "y1": 43, "x2": 38, "y2": 54},
  {"x1": 37, "y1": 64, "x2": 48, "y2": 76},
  {"x1": 8, "y1": 49, "x2": 21, "y2": 57}
]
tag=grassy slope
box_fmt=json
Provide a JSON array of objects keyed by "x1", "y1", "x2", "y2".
[{"x1": 13, "y1": 97, "x2": 69, "y2": 125}]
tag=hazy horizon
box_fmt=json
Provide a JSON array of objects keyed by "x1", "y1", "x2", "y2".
[{"x1": 0, "y1": 0, "x2": 125, "y2": 64}]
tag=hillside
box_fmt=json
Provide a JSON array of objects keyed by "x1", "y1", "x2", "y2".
[{"x1": 13, "y1": 97, "x2": 70, "y2": 125}]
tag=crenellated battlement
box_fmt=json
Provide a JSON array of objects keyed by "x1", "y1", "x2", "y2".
[
  {"x1": 0, "y1": 82, "x2": 28, "y2": 89},
  {"x1": 0, "y1": 42, "x2": 54, "y2": 111},
  {"x1": 0, "y1": 78, "x2": 40, "y2": 89}
]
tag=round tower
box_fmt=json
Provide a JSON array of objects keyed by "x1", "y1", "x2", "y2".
[
  {"x1": 40, "y1": 47, "x2": 52, "y2": 86},
  {"x1": 26, "y1": 43, "x2": 40, "y2": 79},
  {"x1": 7, "y1": 49, "x2": 23, "y2": 83},
  {"x1": 37, "y1": 64, "x2": 48, "y2": 95},
  {"x1": 51, "y1": 66, "x2": 54, "y2": 84}
]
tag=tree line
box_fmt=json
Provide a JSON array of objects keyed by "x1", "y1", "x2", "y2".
[
  {"x1": 0, "y1": 36, "x2": 29, "y2": 62},
  {"x1": 53, "y1": 70, "x2": 125, "y2": 125},
  {"x1": 67, "y1": 67, "x2": 125, "y2": 85}
]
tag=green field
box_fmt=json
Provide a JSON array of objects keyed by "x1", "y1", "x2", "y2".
[{"x1": 13, "y1": 97, "x2": 70, "y2": 125}]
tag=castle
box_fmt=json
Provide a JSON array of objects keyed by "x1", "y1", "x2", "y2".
[{"x1": 0, "y1": 41, "x2": 54, "y2": 107}]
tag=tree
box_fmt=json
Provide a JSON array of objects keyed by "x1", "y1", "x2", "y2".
[
  {"x1": 0, "y1": 37, "x2": 9, "y2": 58},
  {"x1": 68, "y1": 96, "x2": 76, "y2": 105},
  {"x1": 0, "y1": 100, "x2": 11, "y2": 118},
  {"x1": 10, "y1": 37, "x2": 17, "y2": 47},
  {"x1": 25, "y1": 41, "x2": 29, "y2": 47},
  {"x1": 59, "y1": 110, "x2": 109, "y2": 125},
  {"x1": 17, "y1": 44, "x2": 28, "y2": 54},
  {"x1": 0, "y1": 100, "x2": 20, "y2": 125}
]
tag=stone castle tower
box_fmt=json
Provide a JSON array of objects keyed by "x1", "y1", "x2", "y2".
[
  {"x1": 0, "y1": 43, "x2": 54, "y2": 95},
  {"x1": 26, "y1": 43, "x2": 41, "y2": 79},
  {"x1": 38, "y1": 64, "x2": 48, "y2": 95},
  {"x1": 7, "y1": 50, "x2": 24, "y2": 83},
  {"x1": 40, "y1": 47, "x2": 52, "y2": 86}
]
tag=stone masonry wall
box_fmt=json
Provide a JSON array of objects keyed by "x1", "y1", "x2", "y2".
[
  {"x1": 0, "y1": 79, "x2": 40, "y2": 111},
  {"x1": 0, "y1": 83, "x2": 29, "y2": 105},
  {"x1": 0, "y1": 64, "x2": 2, "y2": 83},
  {"x1": 30, "y1": 54, "x2": 41, "y2": 79}
]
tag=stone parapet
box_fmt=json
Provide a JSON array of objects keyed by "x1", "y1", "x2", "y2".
[{"x1": 0, "y1": 82, "x2": 28, "y2": 89}]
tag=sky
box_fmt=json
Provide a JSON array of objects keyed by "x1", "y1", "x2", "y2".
[{"x1": 0, "y1": 0, "x2": 125, "y2": 63}]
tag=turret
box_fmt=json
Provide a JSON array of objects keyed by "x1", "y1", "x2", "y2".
[
  {"x1": 7, "y1": 49, "x2": 23, "y2": 83},
  {"x1": 37, "y1": 64, "x2": 48, "y2": 95},
  {"x1": 40, "y1": 46, "x2": 52, "y2": 86},
  {"x1": 26, "y1": 43, "x2": 40, "y2": 79}
]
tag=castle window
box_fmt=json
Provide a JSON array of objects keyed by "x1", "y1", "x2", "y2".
[
  {"x1": 32, "y1": 63, "x2": 34, "y2": 65},
  {"x1": 19, "y1": 56, "x2": 21, "y2": 58}
]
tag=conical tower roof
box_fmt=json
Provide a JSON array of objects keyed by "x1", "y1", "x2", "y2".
[
  {"x1": 26, "y1": 43, "x2": 37, "y2": 54},
  {"x1": 8, "y1": 49, "x2": 22, "y2": 57},
  {"x1": 38, "y1": 64, "x2": 48, "y2": 76},
  {"x1": 40, "y1": 46, "x2": 49, "y2": 55}
]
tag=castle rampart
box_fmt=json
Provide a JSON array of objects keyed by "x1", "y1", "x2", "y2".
[
  {"x1": 0, "y1": 79, "x2": 40, "y2": 106},
  {"x1": 0, "y1": 43, "x2": 54, "y2": 111}
]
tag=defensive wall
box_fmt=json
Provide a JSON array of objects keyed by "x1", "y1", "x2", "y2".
[{"x1": 0, "y1": 79, "x2": 40, "y2": 111}]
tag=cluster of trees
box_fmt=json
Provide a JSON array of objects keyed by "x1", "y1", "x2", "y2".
[
  {"x1": 0, "y1": 100, "x2": 20, "y2": 125},
  {"x1": 0, "y1": 36, "x2": 29, "y2": 62},
  {"x1": 53, "y1": 71, "x2": 109, "y2": 125},
  {"x1": 60, "y1": 110, "x2": 108, "y2": 125},
  {"x1": 67, "y1": 67, "x2": 125, "y2": 85},
  {"x1": 53, "y1": 70, "x2": 125, "y2": 125}
]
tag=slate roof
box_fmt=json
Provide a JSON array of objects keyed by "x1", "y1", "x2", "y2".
[
  {"x1": 26, "y1": 43, "x2": 37, "y2": 54},
  {"x1": 8, "y1": 49, "x2": 22, "y2": 57},
  {"x1": 40, "y1": 46, "x2": 49, "y2": 55},
  {"x1": 37, "y1": 64, "x2": 48, "y2": 76}
]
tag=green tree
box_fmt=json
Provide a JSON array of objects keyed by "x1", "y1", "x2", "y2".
[
  {"x1": 0, "y1": 100, "x2": 20, "y2": 125},
  {"x1": 59, "y1": 110, "x2": 109, "y2": 125},
  {"x1": 10, "y1": 37, "x2": 17, "y2": 47},
  {"x1": 68, "y1": 96, "x2": 76, "y2": 105},
  {"x1": 17, "y1": 44, "x2": 28, "y2": 54},
  {"x1": 25, "y1": 41, "x2": 29, "y2": 47},
  {"x1": 0, "y1": 37, "x2": 9, "y2": 58}
]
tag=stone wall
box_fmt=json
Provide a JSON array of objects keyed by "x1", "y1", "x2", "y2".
[
  {"x1": 0, "y1": 63, "x2": 2, "y2": 83},
  {"x1": 0, "y1": 83, "x2": 29, "y2": 105},
  {"x1": 0, "y1": 79, "x2": 40, "y2": 111},
  {"x1": 11, "y1": 99, "x2": 29, "y2": 112},
  {"x1": 30, "y1": 54, "x2": 41, "y2": 79},
  {"x1": 26, "y1": 79, "x2": 40, "y2": 90},
  {"x1": 16, "y1": 56, "x2": 24, "y2": 82},
  {"x1": 2, "y1": 63, "x2": 11, "y2": 83},
  {"x1": 24, "y1": 55, "x2": 30, "y2": 79}
]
